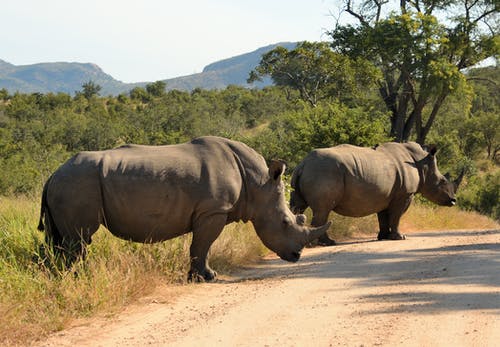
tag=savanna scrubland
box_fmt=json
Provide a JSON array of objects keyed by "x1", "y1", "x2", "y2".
[
  {"x1": 0, "y1": 66, "x2": 498, "y2": 344},
  {"x1": 1, "y1": 4, "x2": 499, "y2": 341}
]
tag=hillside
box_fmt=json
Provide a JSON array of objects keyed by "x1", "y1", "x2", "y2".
[
  {"x1": 164, "y1": 42, "x2": 296, "y2": 90},
  {"x1": 0, "y1": 59, "x2": 133, "y2": 95},
  {"x1": 0, "y1": 42, "x2": 296, "y2": 95}
]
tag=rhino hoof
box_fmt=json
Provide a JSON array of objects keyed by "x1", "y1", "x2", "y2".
[
  {"x1": 377, "y1": 232, "x2": 390, "y2": 240},
  {"x1": 306, "y1": 236, "x2": 336, "y2": 247},
  {"x1": 388, "y1": 232, "x2": 406, "y2": 240},
  {"x1": 317, "y1": 237, "x2": 337, "y2": 247},
  {"x1": 187, "y1": 269, "x2": 217, "y2": 283}
]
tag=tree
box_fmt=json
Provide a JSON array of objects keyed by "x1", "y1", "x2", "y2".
[
  {"x1": 146, "y1": 80, "x2": 167, "y2": 97},
  {"x1": 248, "y1": 41, "x2": 380, "y2": 107},
  {"x1": 0, "y1": 88, "x2": 8, "y2": 101},
  {"x1": 129, "y1": 87, "x2": 150, "y2": 103},
  {"x1": 329, "y1": 0, "x2": 499, "y2": 143},
  {"x1": 79, "y1": 80, "x2": 102, "y2": 99}
]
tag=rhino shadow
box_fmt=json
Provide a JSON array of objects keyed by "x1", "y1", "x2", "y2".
[{"x1": 222, "y1": 230, "x2": 500, "y2": 314}]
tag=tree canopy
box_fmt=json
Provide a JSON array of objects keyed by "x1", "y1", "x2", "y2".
[
  {"x1": 79, "y1": 80, "x2": 102, "y2": 99},
  {"x1": 329, "y1": 0, "x2": 499, "y2": 143},
  {"x1": 248, "y1": 41, "x2": 380, "y2": 107}
]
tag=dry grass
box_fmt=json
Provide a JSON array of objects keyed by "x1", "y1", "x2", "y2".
[
  {"x1": 400, "y1": 203, "x2": 499, "y2": 232},
  {"x1": 0, "y1": 197, "x2": 265, "y2": 346}
]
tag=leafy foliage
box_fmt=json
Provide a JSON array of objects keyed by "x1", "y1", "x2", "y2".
[
  {"x1": 246, "y1": 102, "x2": 390, "y2": 168},
  {"x1": 329, "y1": 0, "x2": 499, "y2": 143},
  {"x1": 249, "y1": 41, "x2": 380, "y2": 107},
  {"x1": 458, "y1": 170, "x2": 500, "y2": 220}
]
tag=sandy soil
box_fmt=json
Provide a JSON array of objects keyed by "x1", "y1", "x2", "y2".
[{"x1": 35, "y1": 229, "x2": 499, "y2": 347}]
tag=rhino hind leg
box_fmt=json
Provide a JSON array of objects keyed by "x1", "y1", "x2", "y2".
[
  {"x1": 57, "y1": 237, "x2": 90, "y2": 267},
  {"x1": 188, "y1": 214, "x2": 227, "y2": 282},
  {"x1": 41, "y1": 205, "x2": 95, "y2": 269}
]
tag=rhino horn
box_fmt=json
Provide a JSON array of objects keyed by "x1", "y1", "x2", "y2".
[
  {"x1": 453, "y1": 169, "x2": 465, "y2": 192},
  {"x1": 304, "y1": 221, "x2": 332, "y2": 245}
]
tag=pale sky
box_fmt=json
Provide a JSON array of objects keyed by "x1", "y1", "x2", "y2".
[{"x1": 1, "y1": 0, "x2": 338, "y2": 83}]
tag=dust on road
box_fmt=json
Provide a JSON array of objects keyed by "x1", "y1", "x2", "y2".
[{"x1": 36, "y1": 229, "x2": 500, "y2": 347}]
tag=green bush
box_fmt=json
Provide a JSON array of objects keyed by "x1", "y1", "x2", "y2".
[
  {"x1": 246, "y1": 102, "x2": 390, "y2": 168},
  {"x1": 458, "y1": 171, "x2": 500, "y2": 220}
]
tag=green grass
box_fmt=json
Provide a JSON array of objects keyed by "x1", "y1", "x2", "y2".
[{"x1": 0, "y1": 196, "x2": 498, "y2": 345}]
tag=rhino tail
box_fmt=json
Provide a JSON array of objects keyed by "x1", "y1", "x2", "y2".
[
  {"x1": 38, "y1": 176, "x2": 63, "y2": 248},
  {"x1": 38, "y1": 177, "x2": 50, "y2": 231},
  {"x1": 290, "y1": 162, "x2": 308, "y2": 214}
]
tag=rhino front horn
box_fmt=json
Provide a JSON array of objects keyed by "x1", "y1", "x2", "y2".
[{"x1": 305, "y1": 221, "x2": 332, "y2": 244}]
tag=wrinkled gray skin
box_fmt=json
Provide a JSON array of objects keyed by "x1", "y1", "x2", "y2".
[
  {"x1": 290, "y1": 142, "x2": 462, "y2": 245},
  {"x1": 38, "y1": 136, "x2": 329, "y2": 281}
]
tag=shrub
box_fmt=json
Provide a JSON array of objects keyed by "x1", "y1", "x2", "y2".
[{"x1": 458, "y1": 170, "x2": 500, "y2": 220}]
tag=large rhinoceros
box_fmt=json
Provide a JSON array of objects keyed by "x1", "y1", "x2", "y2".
[
  {"x1": 290, "y1": 142, "x2": 462, "y2": 245},
  {"x1": 38, "y1": 136, "x2": 330, "y2": 281}
]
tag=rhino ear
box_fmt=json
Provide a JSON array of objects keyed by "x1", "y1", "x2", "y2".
[
  {"x1": 423, "y1": 144, "x2": 438, "y2": 156},
  {"x1": 268, "y1": 159, "x2": 286, "y2": 181}
]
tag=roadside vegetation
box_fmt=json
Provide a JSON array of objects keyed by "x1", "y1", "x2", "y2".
[{"x1": 0, "y1": 1, "x2": 498, "y2": 344}]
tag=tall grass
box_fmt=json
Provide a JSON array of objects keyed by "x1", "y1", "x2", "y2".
[
  {"x1": 0, "y1": 196, "x2": 498, "y2": 345},
  {"x1": 0, "y1": 196, "x2": 265, "y2": 345}
]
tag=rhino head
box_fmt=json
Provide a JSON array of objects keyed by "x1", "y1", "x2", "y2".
[
  {"x1": 417, "y1": 145, "x2": 463, "y2": 206},
  {"x1": 250, "y1": 160, "x2": 330, "y2": 262}
]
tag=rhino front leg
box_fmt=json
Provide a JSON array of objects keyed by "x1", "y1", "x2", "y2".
[
  {"x1": 188, "y1": 214, "x2": 227, "y2": 282},
  {"x1": 384, "y1": 196, "x2": 413, "y2": 240},
  {"x1": 377, "y1": 210, "x2": 391, "y2": 240}
]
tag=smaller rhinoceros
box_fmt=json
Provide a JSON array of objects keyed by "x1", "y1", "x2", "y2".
[
  {"x1": 38, "y1": 136, "x2": 330, "y2": 281},
  {"x1": 290, "y1": 142, "x2": 463, "y2": 245}
]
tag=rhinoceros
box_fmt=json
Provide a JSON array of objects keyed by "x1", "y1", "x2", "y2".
[
  {"x1": 38, "y1": 136, "x2": 330, "y2": 281},
  {"x1": 290, "y1": 142, "x2": 462, "y2": 245}
]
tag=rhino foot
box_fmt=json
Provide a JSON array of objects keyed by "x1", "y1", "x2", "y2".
[
  {"x1": 378, "y1": 232, "x2": 406, "y2": 240},
  {"x1": 389, "y1": 232, "x2": 406, "y2": 240},
  {"x1": 378, "y1": 231, "x2": 406, "y2": 240},
  {"x1": 188, "y1": 268, "x2": 218, "y2": 283},
  {"x1": 305, "y1": 234, "x2": 336, "y2": 248},
  {"x1": 377, "y1": 231, "x2": 390, "y2": 240},
  {"x1": 317, "y1": 235, "x2": 337, "y2": 247}
]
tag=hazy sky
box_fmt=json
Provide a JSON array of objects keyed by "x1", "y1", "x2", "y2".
[{"x1": 1, "y1": 0, "x2": 338, "y2": 83}]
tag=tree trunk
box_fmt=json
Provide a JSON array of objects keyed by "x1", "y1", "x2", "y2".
[{"x1": 416, "y1": 91, "x2": 448, "y2": 144}]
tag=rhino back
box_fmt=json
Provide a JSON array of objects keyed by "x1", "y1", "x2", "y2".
[
  {"x1": 104, "y1": 139, "x2": 248, "y2": 241},
  {"x1": 299, "y1": 144, "x2": 420, "y2": 217},
  {"x1": 49, "y1": 137, "x2": 249, "y2": 243}
]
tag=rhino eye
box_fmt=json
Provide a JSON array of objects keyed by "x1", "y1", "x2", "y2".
[{"x1": 282, "y1": 216, "x2": 292, "y2": 226}]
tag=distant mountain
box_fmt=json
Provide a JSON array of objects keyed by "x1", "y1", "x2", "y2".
[
  {"x1": 163, "y1": 42, "x2": 296, "y2": 91},
  {"x1": 0, "y1": 59, "x2": 134, "y2": 95},
  {"x1": 0, "y1": 42, "x2": 296, "y2": 95}
]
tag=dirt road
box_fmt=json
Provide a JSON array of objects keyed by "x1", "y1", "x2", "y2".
[{"x1": 37, "y1": 229, "x2": 499, "y2": 347}]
